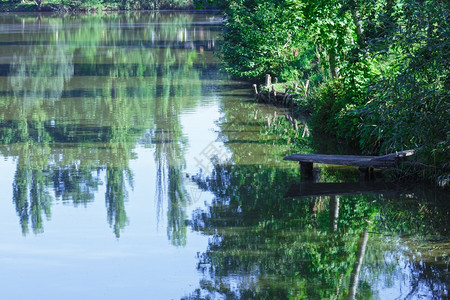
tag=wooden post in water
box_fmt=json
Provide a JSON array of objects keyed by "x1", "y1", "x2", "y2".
[
  {"x1": 358, "y1": 167, "x2": 375, "y2": 181},
  {"x1": 265, "y1": 74, "x2": 272, "y2": 103},
  {"x1": 300, "y1": 162, "x2": 314, "y2": 179},
  {"x1": 265, "y1": 74, "x2": 271, "y2": 88},
  {"x1": 253, "y1": 84, "x2": 258, "y2": 98}
]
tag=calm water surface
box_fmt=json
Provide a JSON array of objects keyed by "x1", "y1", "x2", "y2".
[{"x1": 0, "y1": 12, "x2": 448, "y2": 300}]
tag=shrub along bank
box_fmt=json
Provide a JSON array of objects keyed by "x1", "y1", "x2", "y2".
[{"x1": 218, "y1": 0, "x2": 449, "y2": 186}]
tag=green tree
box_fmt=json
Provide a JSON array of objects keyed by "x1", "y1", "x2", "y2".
[
  {"x1": 217, "y1": 0, "x2": 449, "y2": 182},
  {"x1": 219, "y1": 0, "x2": 312, "y2": 81},
  {"x1": 357, "y1": 0, "x2": 449, "y2": 180}
]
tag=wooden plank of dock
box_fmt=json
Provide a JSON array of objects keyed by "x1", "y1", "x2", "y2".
[
  {"x1": 284, "y1": 154, "x2": 381, "y2": 167},
  {"x1": 283, "y1": 150, "x2": 415, "y2": 178}
]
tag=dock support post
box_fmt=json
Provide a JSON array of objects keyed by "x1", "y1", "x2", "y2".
[
  {"x1": 358, "y1": 167, "x2": 374, "y2": 181},
  {"x1": 265, "y1": 74, "x2": 271, "y2": 88},
  {"x1": 300, "y1": 162, "x2": 314, "y2": 179}
]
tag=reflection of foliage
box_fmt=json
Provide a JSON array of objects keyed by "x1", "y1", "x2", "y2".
[
  {"x1": 13, "y1": 166, "x2": 52, "y2": 235},
  {"x1": 105, "y1": 166, "x2": 132, "y2": 238},
  {"x1": 166, "y1": 166, "x2": 188, "y2": 246},
  {"x1": 187, "y1": 164, "x2": 370, "y2": 298},
  {"x1": 51, "y1": 167, "x2": 101, "y2": 205},
  {"x1": 0, "y1": 12, "x2": 219, "y2": 237},
  {"x1": 216, "y1": 98, "x2": 304, "y2": 167},
  {"x1": 361, "y1": 234, "x2": 449, "y2": 300},
  {"x1": 9, "y1": 45, "x2": 74, "y2": 107},
  {"x1": 373, "y1": 187, "x2": 450, "y2": 239},
  {"x1": 187, "y1": 162, "x2": 450, "y2": 299},
  {"x1": 8, "y1": 141, "x2": 104, "y2": 235},
  {"x1": 152, "y1": 46, "x2": 204, "y2": 246}
]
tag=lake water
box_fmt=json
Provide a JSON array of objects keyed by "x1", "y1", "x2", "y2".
[{"x1": 0, "y1": 12, "x2": 448, "y2": 299}]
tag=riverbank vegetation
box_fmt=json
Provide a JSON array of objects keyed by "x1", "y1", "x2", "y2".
[
  {"x1": 0, "y1": 0, "x2": 213, "y2": 12},
  {"x1": 218, "y1": 0, "x2": 449, "y2": 185},
  {"x1": 1, "y1": 0, "x2": 447, "y2": 185}
]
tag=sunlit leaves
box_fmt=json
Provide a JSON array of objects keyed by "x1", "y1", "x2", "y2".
[{"x1": 220, "y1": 0, "x2": 309, "y2": 80}]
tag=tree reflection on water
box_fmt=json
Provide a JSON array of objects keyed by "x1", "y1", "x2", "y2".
[
  {"x1": 0, "y1": 12, "x2": 218, "y2": 240},
  {"x1": 186, "y1": 162, "x2": 449, "y2": 299},
  {"x1": 179, "y1": 87, "x2": 449, "y2": 299}
]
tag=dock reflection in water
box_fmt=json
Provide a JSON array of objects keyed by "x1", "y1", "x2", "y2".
[{"x1": 187, "y1": 162, "x2": 449, "y2": 299}]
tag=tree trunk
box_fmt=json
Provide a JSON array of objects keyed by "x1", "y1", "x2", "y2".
[
  {"x1": 329, "y1": 52, "x2": 339, "y2": 79},
  {"x1": 350, "y1": 0, "x2": 364, "y2": 48}
]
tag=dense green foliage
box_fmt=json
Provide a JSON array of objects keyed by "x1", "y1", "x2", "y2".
[
  {"x1": 218, "y1": 0, "x2": 449, "y2": 184},
  {"x1": 219, "y1": 0, "x2": 311, "y2": 81}
]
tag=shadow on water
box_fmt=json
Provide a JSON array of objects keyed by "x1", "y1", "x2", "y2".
[{"x1": 184, "y1": 162, "x2": 449, "y2": 299}]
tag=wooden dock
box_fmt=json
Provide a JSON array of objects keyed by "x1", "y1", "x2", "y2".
[{"x1": 283, "y1": 150, "x2": 415, "y2": 178}]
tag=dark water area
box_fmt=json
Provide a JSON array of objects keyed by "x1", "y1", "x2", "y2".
[{"x1": 0, "y1": 12, "x2": 448, "y2": 299}]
